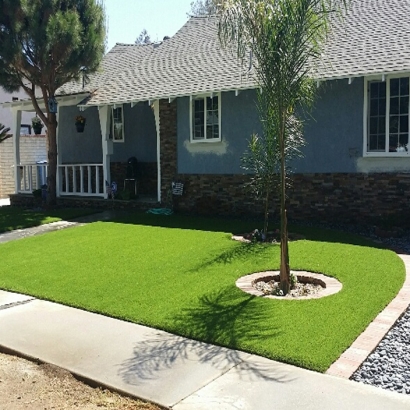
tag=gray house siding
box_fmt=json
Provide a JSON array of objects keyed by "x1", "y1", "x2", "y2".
[
  {"x1": 59, "y1": 105, "x2": 103, "y2": 164},
  {"x1": 177, "y1": 90, "x2": 262, "y2": 174},
  {"x1": 177, "y1": 81, "x2": 364, "y2": 175},
  {"x1": 295, "y1": 78, "x2": 364, "y2": 173},
  {"x1": 111, "y1": 102, "x2": 157, "y2": 163}
]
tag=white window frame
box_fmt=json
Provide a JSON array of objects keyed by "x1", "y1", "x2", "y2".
[
  {"x1": 363, "y1": 74, "x2": 410, "y2": 157},
  {"x1": 189, "y1": 93, "x2": 222, "y2": 143},
  {"x1": 112, "y1": 105, "x2": 124, "y2": 143}
]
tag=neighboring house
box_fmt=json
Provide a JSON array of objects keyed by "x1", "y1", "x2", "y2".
[
  {"x1": 5, "y1": 0, "x2": 410, "y2": 221},
  {"x1": 0, "y1": 88, "x2": 33, "y2": 132}
]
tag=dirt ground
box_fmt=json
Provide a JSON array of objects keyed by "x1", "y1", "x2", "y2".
[{"x1": 0, "y1": 352, "x2": 161, "y2": 410}]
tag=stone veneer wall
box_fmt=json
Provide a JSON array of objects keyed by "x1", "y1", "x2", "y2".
[
  {"x1": 167, "y1": 173, "x2": 410, "y2": 222},
  {"x1": 159, "y1": 99, "x2": 178, "y2": 205},
  {"x1": 158, "y1": 98, "x2": 410, "y2": 222},
  {"x1": 0, "y1": 134, "x2": 47, "y2": 198}
]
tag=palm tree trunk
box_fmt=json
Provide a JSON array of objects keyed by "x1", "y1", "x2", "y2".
[
  {"x1": 279, "y1": 114, "x2": 290, "y2": 295},
  {"x1": 263, "y1": 190, "x2": 269, "y2": 239}
]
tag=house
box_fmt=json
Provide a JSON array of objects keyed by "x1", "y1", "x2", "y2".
[
  {"x1": 0, "y1": 88, "x2": 46, "y2": 199},
  {"x1": 5, "y1": 0, "x2": 410, "y2": 221}
]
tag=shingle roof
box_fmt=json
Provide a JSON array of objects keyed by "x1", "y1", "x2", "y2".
[
  {"x1": 73, "y1": 17, "x2": 255, "y2": 107},
  {"x1": 62, "y1": 0, "x2": 410, "y2": 107},
  {"x1": 57, "y1": 43, "x2": 154, "y2": 96},
  {"x1": 313, "y1": 0, "x2": 410, "y2": 80}
]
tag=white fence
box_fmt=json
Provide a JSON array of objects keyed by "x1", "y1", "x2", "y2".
[
  {"x1": 17, "y1": 163, "x2": 105, "y2": 198},
  {"x1": 58, "y1": 164, "x2": 105, "y2": 197},
  {"x1": 17, "y1": 162, "x2": 48, "y2": 194}
]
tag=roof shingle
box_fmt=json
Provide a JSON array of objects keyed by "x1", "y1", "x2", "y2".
[{"x1": 59, "y1": 0, "x2": 410, "y2": 107}]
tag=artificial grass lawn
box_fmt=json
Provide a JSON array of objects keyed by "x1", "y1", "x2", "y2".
[
  {"x1": 0, "y1": 213, "x2": 405, "y2": 372},
  {"x1": 0, "y1": 206, "x2": 99, "y2": 233}
]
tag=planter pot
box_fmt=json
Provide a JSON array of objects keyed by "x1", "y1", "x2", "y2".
[
  {"x1": 33, "y1": 126, "x2": 43, "y2": 135},
  {"x1": 76, "y1": 123, "x2": 85, "y2": 133}
]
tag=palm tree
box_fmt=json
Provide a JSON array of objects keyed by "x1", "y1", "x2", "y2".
[
  {"x1": 218, "y1": 0, "x2": 347, "y2": 294},
  {"x1": 0, "y1": 123, "x2": 11, "y2": 144}
]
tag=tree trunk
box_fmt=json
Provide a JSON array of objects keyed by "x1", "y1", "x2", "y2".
[
  {"x1": 46, "y1": 113, "x2": 58, "y2": 207},
  {"x1": 279, "y1": 117, "x2": 290, "y2": 295},
  {"x1": 263, "y1": 190, "x2": 269, "y2": 239}
]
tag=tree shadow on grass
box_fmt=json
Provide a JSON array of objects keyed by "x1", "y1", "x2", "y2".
[
  {"x1": 118, "y1": 286, "x2": 292, "y2": 386},
  {"x1": 103, "y1": 211, "x2": 387, "y2": 250},
  {"x1": 189, "y1": 241, "x2": 273, "y2": 273}
]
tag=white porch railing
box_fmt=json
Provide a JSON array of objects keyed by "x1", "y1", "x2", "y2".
[
  {"x1": 17, "y1": 163, "x2": 48, "y2": 194},
  {"x1": 58, "y1": 163, "x2": 105, "y2": 197}
]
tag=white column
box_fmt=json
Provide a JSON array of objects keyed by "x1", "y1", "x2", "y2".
[
  {"x1": 98, "y1": 105, "x2": 113, "y2": 199},
  {"x1": 153, "y1": 100, "x2": 161, "y2": 203},
  {"x1": 11, "y1": 109, "x2": 22, "y2": 194}
]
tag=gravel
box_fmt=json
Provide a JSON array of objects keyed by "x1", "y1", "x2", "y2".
[
  {"x1": 309, "y1": 221, "x2": 410, "y2": 395},
  {"x1": 351, "y1": 308, "x2": 410, "y2": 395}
]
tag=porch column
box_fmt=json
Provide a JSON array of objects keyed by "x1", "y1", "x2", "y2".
[
  {"x1": 98, "y1": 105, "x2": 113, "y2": 199},
  {"x1": 56, "y1": 107, "x2": 61, "y2": 197},
  {"x1": 153, "y1": 100, "x2": 161, "y2": 203},
  {"x1": 11, "y1": 108, "x2": 22, "y2": 194}
]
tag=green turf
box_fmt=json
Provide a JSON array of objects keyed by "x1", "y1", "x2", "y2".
[
  {"x1": 0, "y1": 206, "x2": 99, "y2": 233},
  {"x1": 0, "y1": 212, "x2": 405, "y2": 372}
]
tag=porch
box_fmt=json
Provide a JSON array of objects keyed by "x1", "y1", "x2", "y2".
[
  {"x1": 16, "y1": 161, "x2": 158, "y2": 201},
  {"x1": 6, "y1": 95, "x2": 161, "y2": 203}
]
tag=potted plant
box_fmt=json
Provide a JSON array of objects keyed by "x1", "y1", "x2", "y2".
[
  {"x1": 32, "y1": 116, "x2": 44, "y2": 135},
  {"x1": 75, "y1": 115, "x2": 86, "y2": 132}
]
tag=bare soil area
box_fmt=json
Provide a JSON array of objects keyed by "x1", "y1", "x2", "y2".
[{"x1": 0, "y1": 352, "x2": 160, "y2": 410}]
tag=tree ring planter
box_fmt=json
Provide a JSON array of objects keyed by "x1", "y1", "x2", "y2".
[
  {"x1": 75, "y1": 123, "x2": 85, "y2": 133},
  {"x1": 236, "y1": 270, "x2": 342, "y2": 300}
]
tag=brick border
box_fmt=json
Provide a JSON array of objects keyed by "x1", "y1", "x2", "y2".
[
  {"x1": 236, "y1": 270, "x2": 342, "y2": 300},
  {"x1": 326, "y1": 254, "x2": 410, "y2": 379}
]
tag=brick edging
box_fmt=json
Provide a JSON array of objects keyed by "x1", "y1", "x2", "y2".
[{"x1": 326, "y1": 254, "x2": 410, "y2": 379}]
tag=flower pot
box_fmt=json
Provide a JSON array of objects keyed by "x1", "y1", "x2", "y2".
[
  {"x1": 76, "y1": 123, "x2": 85, "y2": 133},
  {"x1": 33, "y1": 126, "x2": 43, "y2": 135}
]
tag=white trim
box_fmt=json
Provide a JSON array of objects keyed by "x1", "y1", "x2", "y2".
[
  {"x1": 75, "y1": 86, "x2": 260, "y2": 109},
  {"x1": 363, "y1": 74, "x2": 410, "y2": 157},
  {"x1": 99, "y1": 105, "x2": 112, "y2": 199},
  {"x1": 111, "y1": 105, "x2": 125, "y2": 142},
  {"x1": 189, "y1": 92, "x2": 222, "y2": 143},
  {"x1": 362, "y1": 77, "x2": 368, "y2": 156}
]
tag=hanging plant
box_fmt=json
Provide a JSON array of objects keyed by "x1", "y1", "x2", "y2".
[
  {"x1": 75, "y1": 115, "x2": 86, "y2": 133},
  {"x1": 32, "y1": 116, "x2": 44, "y2": 135}
]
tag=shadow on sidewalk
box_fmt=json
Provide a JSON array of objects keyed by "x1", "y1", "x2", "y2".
[{"x1": 118, "y1": 286, "x2": 292, "y2": 385}]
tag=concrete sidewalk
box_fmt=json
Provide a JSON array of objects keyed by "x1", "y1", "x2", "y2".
[{"x1": 1, "y1": 290, "x2": 410, "y2": 409}]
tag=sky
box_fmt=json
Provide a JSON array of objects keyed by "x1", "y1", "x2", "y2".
[{"x1": 103, "y1": 0, "x2": 194, "y2": 51}]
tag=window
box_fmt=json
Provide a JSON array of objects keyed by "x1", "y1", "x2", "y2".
[
  {"x1": 190, "y1": 94, "x2": 221, "y2": 142},
  {"x1": 112, "y1": 106, "x2": 124, "y2": 142},
  {"x1": 20, "y1": 124, "x2": 31, "y2": 135},
  {"x1": 366, "y1": 77, "x2": 409, "y2": 155}
]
